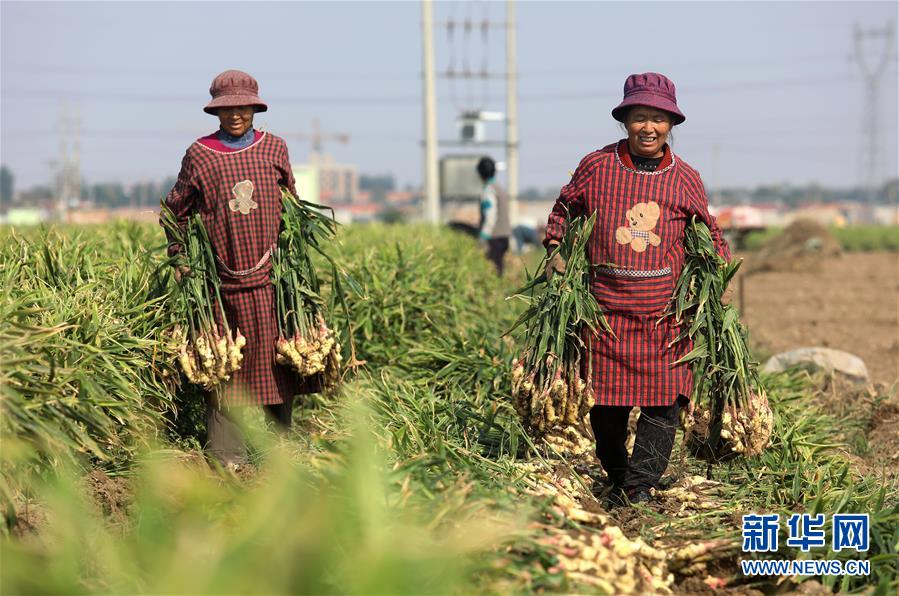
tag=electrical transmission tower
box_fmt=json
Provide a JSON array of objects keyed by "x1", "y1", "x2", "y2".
[
  {"x1": 55, "y1": 105, "x2": 81, "y2": 222},
  {"x1": 851, "y1": 20, "x2": 895, "y2": 203}
]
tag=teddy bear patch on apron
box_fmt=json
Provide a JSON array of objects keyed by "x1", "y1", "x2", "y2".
[
  {"x1": 229, "y1": 180, "x2": 258, "y2": 215},
  {"x1": 615, "y1": 201, "x2": 661, "y2": 253},
  {"x1": 597, "y1": 200, "x2": 672, "y2": 279}
]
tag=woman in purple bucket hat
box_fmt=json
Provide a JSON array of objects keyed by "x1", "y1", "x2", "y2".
[
  {"x1": 542, "y1": 72, "x2": 732, "y2": 507},
  {"x1": 161, "y1": 70, "x2": 318, "y2": 470}
]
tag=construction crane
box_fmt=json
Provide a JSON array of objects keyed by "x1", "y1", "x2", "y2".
[{"x1": 280, "y1": 118, "x2": 350, "y2": 158}]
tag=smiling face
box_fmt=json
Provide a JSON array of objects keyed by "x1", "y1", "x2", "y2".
[
  {"x1": 217, "y1": 106, "x2": 255, "y2": 137},
  {"x1": 624, "y1": 106, "x2": 673, "y2": 158}
]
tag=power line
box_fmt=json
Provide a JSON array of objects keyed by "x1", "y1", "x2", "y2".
[
  {"x1": 520, "y1": 53, "x2": 852, "y2": 77},
  {"x1": 441, "y1": 0, "x2": 499, "y2": 111},
  {"x1": 3, "y1": 72, "x2": 869, "y2": 106},
  {"x1": 1, "y1": 88, "x2": 421, "y2": 105},
  {"x1": 514, "y1": 73, "x2": 863, "y2": 101},
  {"x1": 0, "y1": 63, "x2": 418, "y2": 81},
  {"x1": 3, "y1": 53, "x2": 853, "y2": 80}
]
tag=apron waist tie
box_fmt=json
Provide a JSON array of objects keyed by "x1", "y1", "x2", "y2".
[{"x1": 215, "y1": 247, "x2": 274, "y2": 290}]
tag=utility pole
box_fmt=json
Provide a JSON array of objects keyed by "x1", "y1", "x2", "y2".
[
  {"x1": 851, "y1": 20, "x2": 895, "y2": 205},
  {"x1": 436, "y1": 3, "x2": 517, "y2": 230},
  {"x1": 505, "y1": 0, "x2": 519, "y2": 227},
  {"x1": 422, "y1": 0, "x2": 440, "y2": 224}
]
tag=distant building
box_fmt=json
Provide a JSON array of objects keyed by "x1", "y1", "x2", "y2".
[
  {"x1": 385, "y1": 190, "x2": 417, "y2": 205},
  {"x1": 312, "y1": 154, "x2": 359, "y2": 204},
  {"x1": 292, "y1": 154, "x2": 361, "y2": 206},
  {"x1": 2, "y1": 208, "x2": 47, "y2": 226},
  {"x1": 291, "y1": 164, "x2": 320, "y2": 204},
  {"x1": 872, "y1": 205, "x2": 899, "y2": 225},
  {"x1": 330, "y1": 202, "x2": 382, "y2": 224}
]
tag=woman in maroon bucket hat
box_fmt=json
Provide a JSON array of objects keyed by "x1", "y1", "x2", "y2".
[
  {"x1": 542, "y1": 72, "x2": 731, "y2": 507},
  {"x1": 161, "y1": 69, "x2": 317, "y2": 469}
]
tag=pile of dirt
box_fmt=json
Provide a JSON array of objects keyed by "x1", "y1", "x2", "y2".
[
  {"x1": 866, "y1": 397, "x2": 899, "y2": 475},
  {"x1": 84, "y1": 470, "x2": 134, "y2": 526},
  {"x1": 7, "y1": 472, "x2": 134, "y2": 537},
  {"x1": 807, "y1": 373, "x2": 899, "y2": 479},
  {"x1": 9, "y1": 498, "x2": 50, "y2": 538},
  {"x1": 747, "y1": 219, "x2": 842, "y2": 273}
]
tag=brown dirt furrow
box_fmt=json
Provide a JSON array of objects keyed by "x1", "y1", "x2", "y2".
[{"x1": 736, "y1": 251, "x2": 898, "y2": 387}]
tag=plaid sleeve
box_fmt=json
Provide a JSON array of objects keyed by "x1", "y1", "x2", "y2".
[
  {"x1": 679, "y1": 164, "x2": 732, "y2": 262},
  {"x1": 543, "y1": 155, "x2": 593, "y2": 249},
  {"x1": 275, "y1": 138, "x2": 298, "y2": 198},
  {"x1": 161, "y1": 149, "x2": 199, "y2": 257},
  {"x1": 688, "y1": 188, "x2": 732, "y2": 262}
]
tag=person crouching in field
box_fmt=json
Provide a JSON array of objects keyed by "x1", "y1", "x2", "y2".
[
  {"x1": 543, "y1": 73, "x2": 731, "y2": 507},
  {"x1": 161, "y1": 70, "x2": 317, "y2": 470}
]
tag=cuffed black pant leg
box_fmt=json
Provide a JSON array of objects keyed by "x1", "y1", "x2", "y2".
[
  {"x1": 623, "y1": 402, "x2": 680, "y2": 493},
  {"x1": 589, "y1": 405, "x2": 632, "y2": 487}
]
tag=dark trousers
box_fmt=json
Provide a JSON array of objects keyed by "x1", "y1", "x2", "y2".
[
  {"x1": 486, "y1": 237, "x2": 509, "y2": 276},
  {"x1": 206, "y1": 396, "x2": 294, "y2": 465},
  {"x1": 589, "y1": 401, "x2": 680, "y2": 493}
]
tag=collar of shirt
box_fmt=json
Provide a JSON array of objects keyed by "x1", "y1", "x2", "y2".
[
  {"x1": 217, "y1": 127, "x2": 256, "y2": 149},
  {"x1": 630, "y1": 152, "x2": 663, "y2": 172},
  {"x1": 616, "y1": 139, "x2": 673, "y2": 173}
]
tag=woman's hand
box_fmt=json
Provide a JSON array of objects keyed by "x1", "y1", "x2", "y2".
[
  {"x1": 721, "y1": 287, "x2": 734, "y2": 306},
  {"x1": 545, "y1": 246, "x2": 566, "y2": 281},
  {"x1": 174, "y1": 265, "x2": 191, "y2": 283}
]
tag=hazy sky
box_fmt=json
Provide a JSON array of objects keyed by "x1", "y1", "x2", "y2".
[{"x1": 2, "y1": 1, "x2": 897, "y2": 194}]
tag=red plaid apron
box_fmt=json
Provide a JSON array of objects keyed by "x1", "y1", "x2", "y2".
[
  {"x1": 163, "y1": 131, "x2": 304, "y2": 406},
  {"x1": 545, "y1": 141, "x2": 732, "y2": 407}
]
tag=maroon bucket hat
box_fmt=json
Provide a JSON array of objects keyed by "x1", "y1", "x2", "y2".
[
  {"x1": 203, "y1": 69, "x2": 268, "y2": 114},
  {"x1": 611, "y1": 72, "x2": 685, "y2": 125}
]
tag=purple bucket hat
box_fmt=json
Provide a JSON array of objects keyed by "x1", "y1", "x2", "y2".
[
  {"x1": 611, "y1": 72, "x2": 685, "y2": 125},
  {"x1": 204, "y1": 70, "x2": 268, "y2": 114}
]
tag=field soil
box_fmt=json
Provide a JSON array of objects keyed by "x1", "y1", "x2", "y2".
[{"x1": 736, "y1": 250, "x2": 898, "y2": 387}]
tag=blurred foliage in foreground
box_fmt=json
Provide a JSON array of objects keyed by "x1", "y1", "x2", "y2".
[
  {"x1": 2, "y1": 403, "x2": 526, "y2": 595},
  {"x1": 1, "y1": 222, "x2": 897, "y2": 593}
]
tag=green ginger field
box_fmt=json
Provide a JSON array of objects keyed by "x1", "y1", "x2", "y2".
[{"x1": 1, "y1": 222, "x2": 897, "y2": 594}]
